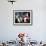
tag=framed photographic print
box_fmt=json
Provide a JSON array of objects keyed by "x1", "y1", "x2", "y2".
[{"x1": 13, "y1": 10, "x2": 32, "y2": 26}]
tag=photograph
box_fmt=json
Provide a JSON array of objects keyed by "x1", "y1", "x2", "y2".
[
  {"x1": 0, "y1": 0, "x2": 46, "y2": 46},
  {"x1": 13, "y1": 10, "x2": 32, "y2": 25}
]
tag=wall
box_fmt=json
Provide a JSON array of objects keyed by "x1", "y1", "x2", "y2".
[{"x1": 0, "y1": 0, "x2": 46, "y2": 42}]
